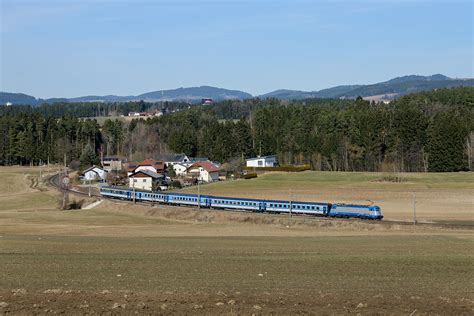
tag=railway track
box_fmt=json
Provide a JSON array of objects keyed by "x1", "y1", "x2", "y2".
[
  {"x1": 46, "y1": 173, "x2": 101, "y2": 197},
  {"x1": 45, "y1": 172, "x2": 472, "y2": 230}
]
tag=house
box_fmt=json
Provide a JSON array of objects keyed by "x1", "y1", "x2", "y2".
[
  {"x1": 127, "y1": 159, "x2": 166, "y2": 176},
  {"x1": 201, "y1": 98, "x2": 213, "y2": 105},
  {"x1": 102, "y1": 157, "x2": 122, "y2": 172},
  {"x1": 129, "y1": 170, "x2": 165, "y2": 191},
  {"x1": 82, "y1": 166, "x2": 107, "y2": 181},
  {"x1": 187, "y1": 161, "x2": 220, "y2": 183},
  {"x1": 155, "y1": 154, "x2": 190, "y2": 167},
  {"x1": 246, "y1": 155, "x2": 278, "y2": 168},
  {"x1": 172, "y1": 163, "x2": 190, "y2": 176}
]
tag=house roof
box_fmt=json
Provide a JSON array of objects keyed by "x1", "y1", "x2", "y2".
[
  {"x1": 129, "y1": 169, "x2": 164, "y2": 179},
  {"x1": 103, "y1": 157, "x2": 120, "y2": 161},
  {"x1": 188, "y1": 160, "x2": 220, "y2": 173},
  {"x1": 128, "y1": 159, "x2": 165, "y2": 172},
  {"x1": 155, "y1": 153, "x2": 188, "y2": 162},
  {"x1": 189, "y1": 157, "x2": 209, "y2": 163},
  {"x1": 246, "y1": 155, "x2": 277, "y2": 161},
  {"x1": 82, "y1": 165, "x2": 107, "y2": 176}
]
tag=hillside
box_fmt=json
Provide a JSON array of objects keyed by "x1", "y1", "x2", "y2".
[
  {"x1": 137, "y1": 86, "x2": 252, "y2": 102},
  {"x1": 260, "y1": 74, "x2": 473, "y2": 100},
  {"x1": 0, "y1": 86, "x2": 252, "y2": 106},
  {"x1": 0, "y1": 92, "x2": 40, "y2": 105},
  {"x1": 2, "y1": 74, "x2": 473, "y2": 105}
]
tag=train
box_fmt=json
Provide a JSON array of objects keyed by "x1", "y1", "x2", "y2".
[{"x1": 100, "y1": 186, "x2": 383, "y2": 220}]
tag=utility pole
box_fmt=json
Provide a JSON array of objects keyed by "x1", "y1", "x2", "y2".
[
  {"x1": 413, "y1": 192, "x2": 417, "y2": 225},
  {"x1": 289, "y1": 189, "x2": 292, "y2": 218},
  {"x1": 133, "y1": 178, "x2": 136, "y2": 204},
  {"x1": 197, "y1": 180, "x2": 200, "y2": 209}
]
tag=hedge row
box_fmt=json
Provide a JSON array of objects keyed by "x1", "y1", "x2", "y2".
[
  {"x1": 242, "y1": 172, "x2": 258, "y2": 179},
  {"x1": 244, "y1": 165, "x2": 310, "y2": 172}
]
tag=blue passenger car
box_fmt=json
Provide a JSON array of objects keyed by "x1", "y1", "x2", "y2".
[{"x1": 99, "y1": 186, "x2": 383, "y2": 220}]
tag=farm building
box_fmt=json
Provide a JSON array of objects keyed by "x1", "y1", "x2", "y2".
[
  {"x1": 129, "y1": 170, "x2": 165, "y2": 191},
  {"x1": 187, "y1": 161, "x2": 220, "y2": 183},
  {"x1": 82, "y1": 166, "x2": 107, "y2": 181},
  {"x1": 246, "y1": 155, "x2": 278, "y2": 168},
  {"x1": 102, "y1": 157, "x2": 122, "y2": 172},
  {"x1": 127, "y1": 159, "x2": 166, "y2": 176}
]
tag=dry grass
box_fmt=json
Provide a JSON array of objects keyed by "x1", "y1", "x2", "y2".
[
  {"x1": 181, "y1": 171, "x2": 474, "y2": 223},
  {"x1": 0, "y1": 166, "x2": 473, "y2": 314}
]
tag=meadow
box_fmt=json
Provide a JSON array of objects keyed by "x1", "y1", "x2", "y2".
[
  {"x1": 183, "y1": 171, "x2": 474, "y2": 224},
  {"x1": 0, "y1": 166, "x2": 472, "y2": 314}
]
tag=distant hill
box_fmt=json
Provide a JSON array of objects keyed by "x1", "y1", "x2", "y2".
[
  {"x1": 136, "y1": 86, "x2": 252, "y2": 102},
  {"x1": 337, "y1": 74, "x2": 473, "y2": 99},
  {"x1": 259, "y1": 89, "x2": 317, "y2": 99},
  {"x1": 1, "y1": 74, "x2": 473, "y2": 105},
  {"x1": 0, "y1": 92, "x2": 40, "y2": 105},
  {"x1": 0, "y1": 86, "x2": 252, "y2": 106},
  {"x1": 260, "y1": 74, "x2": 473, "y2": 100}
]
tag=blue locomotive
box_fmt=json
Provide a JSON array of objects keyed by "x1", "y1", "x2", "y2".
[{"x1": 100, "y1": 186, "x2": 383, "y2": 220}]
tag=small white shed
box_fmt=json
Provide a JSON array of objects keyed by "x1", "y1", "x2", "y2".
[
  {"x1": 82, "y1": 166, "x2": 107, "y2": 181},
  {"x1": 246, "y1": 155, "x2": 278, "y2": 168}
]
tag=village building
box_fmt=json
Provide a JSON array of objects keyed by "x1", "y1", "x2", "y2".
[
  {"x1": 187, "y1": 161, "x2": 220, "y2": 183},
  {"x1": 129, "y1": 170, "x2": 165, "y2": 191},
  {"x1": 127, "y1": 159, "x2": 166, "y2": 176},
  {"x1": 155, "y1": 154, "x2": 190, "y2": 167},
  {"x1": 102, "y1": 157, "x2": 122, "y2": 172},
  {"x1": 246, "y1": 155, "x2": 278, "y2": 168},
  {"x1": 172, "y1": 163, "x2": 190, "y2": 176},
  {"x1": 82, "y1": 166, "x2": 107, "y2": 181}
]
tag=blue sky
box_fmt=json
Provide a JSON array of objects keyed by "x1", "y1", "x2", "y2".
[{"x1": 1, "y1": 0, "x2": 473, "y2": 98}]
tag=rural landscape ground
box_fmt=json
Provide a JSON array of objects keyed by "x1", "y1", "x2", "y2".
[{"x1": 0, "y1": 166, "x2": 472, "y2": 314}]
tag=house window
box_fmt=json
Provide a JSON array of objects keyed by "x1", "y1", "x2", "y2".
[
  {"x1": 143, "y1": 179, "x2": 146, "y2": 183},
  {"x1": 258, "y1": 160, "x2": 263, "y2": 166},
  {"x1": 134, "y1": 179, "x2": 137, "y2": 183}
]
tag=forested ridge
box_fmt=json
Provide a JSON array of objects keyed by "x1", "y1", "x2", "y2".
[{"x1": 0, "y1": 87, "x2": 472, "y2": 172}]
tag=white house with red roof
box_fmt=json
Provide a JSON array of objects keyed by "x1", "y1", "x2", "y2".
[{"x1": 187, "y1": 161, "x2": 220, "y2": 183}]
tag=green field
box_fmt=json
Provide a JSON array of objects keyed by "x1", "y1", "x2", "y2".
[{"x1": 0, "y1": 166, "x2": 472, "y2": 314}]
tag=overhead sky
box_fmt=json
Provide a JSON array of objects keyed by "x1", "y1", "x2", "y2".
[{"x1": 1, "y1": 0, "x2": 473, "y2": 98}]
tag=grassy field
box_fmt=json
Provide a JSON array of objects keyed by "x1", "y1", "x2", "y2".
[
  {"x1": 0, "y1": 166, "x2": 472, "y2": 314},
  {"x1": 182, "y1": 171, "x2": 474, "y2": 224}
]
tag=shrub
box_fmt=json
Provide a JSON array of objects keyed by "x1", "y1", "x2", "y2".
[
  {"x1": 242, "y1": 172, "x2": 258, "y2": 179},
  {"x1": 243, "y1": 164, "x2": 310, "y2": 172}
]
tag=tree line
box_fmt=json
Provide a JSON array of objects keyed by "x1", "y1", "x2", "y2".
[{"x1": 0, "y1": 87, "x2": 472, "y2": 172}]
